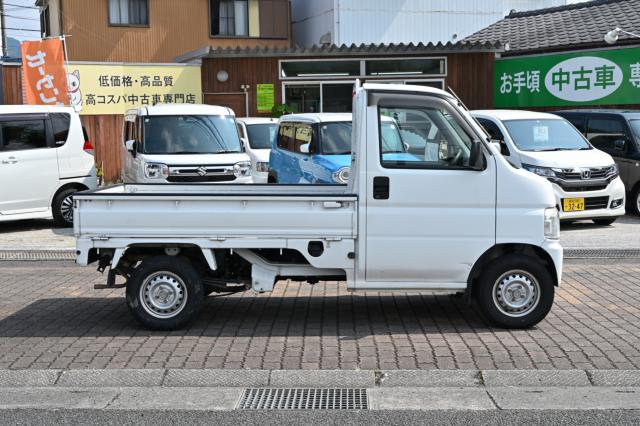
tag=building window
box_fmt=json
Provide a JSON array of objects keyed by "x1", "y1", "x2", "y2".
[
  {"x1": 281, "y1": 60, "x2": 361, "y2": 79},
  {"x1": 280, "y1": 58, "x2": 447, "y2": 80},
  {"x1": 109, "y1": 0, "x2": 149, "y2": 26},
  {"x1": 365, "y1": 58, "x2": 445, "y2": 76},
  {"x1": 210, "y1": 0, "x2": 248, "y2": 37}
]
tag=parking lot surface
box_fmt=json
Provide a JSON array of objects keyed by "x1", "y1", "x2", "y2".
[{"x1": 0, "y1": 259, "x2": 638, "y2": 371}]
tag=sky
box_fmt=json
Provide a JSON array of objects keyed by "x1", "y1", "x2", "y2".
[{"x1": 3, "y1": 0, "x2": 41, "y2": 41}]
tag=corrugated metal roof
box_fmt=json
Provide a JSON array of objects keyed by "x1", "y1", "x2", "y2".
[
  {"x1": 175, "y1": 41, "x2": 503, "y2": 63},
  {"x1": 463, "y1": 0, "x2": 640, "y2": 54}
]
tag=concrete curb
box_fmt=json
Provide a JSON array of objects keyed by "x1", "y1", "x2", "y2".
[{"x1": 0, "y1": 368, "x2": 637, "y2": 388}]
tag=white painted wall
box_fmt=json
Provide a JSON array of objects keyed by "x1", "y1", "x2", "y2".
[{"x1": 292, "y1": 0, "x2": 573, "y2": 47}]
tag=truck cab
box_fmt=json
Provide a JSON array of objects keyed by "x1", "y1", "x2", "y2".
[{"x1": 76, "y1": 83, "x2": 562, "y2": 331}]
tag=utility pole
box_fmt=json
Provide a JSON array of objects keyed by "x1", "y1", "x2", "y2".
[{"x1": 0, "y1": 0, "x2": 6, "y2": 58}]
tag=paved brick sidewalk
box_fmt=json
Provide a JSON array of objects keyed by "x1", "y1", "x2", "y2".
[{"x1": 0, "y1": 260, "x2": 638, "y2": 370}]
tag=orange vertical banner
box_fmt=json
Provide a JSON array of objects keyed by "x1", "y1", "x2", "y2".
[{"x1": 21, "y1": 38, "x2": 69, "y2": 106}]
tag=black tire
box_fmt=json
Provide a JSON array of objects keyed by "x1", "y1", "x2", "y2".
[
  {"x1": 475, "y1": 254, "x2": 554, "y2": 329},
  {"x1": 126, "y1": 256, "x2": 204, "y2": 330},
  {"x1": 593, "y1": 218, "x2": 617, "y2": 226},
  {"x1": 52, "y1": 187, "x2": 79, "y2": 227}
]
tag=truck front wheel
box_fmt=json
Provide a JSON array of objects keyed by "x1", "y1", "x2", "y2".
[
  {"x1": 475, "y1": 254, "x2": 554, "y2": 329},
  {"x1": 126, "y1": 256, "x2": 204, "y2": 330}
]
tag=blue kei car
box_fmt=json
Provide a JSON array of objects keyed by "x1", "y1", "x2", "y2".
[{"x1": 268, "y1": 113, "x2": 417, "y2": 184}]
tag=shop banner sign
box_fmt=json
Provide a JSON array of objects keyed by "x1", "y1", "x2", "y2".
[
  {"x1": 257, "y1": 83, "x2": 275, "y2": 112},
  {"x1": 65, "y1": 63, "x2": 202, "y2": 115},
  {"x1": 494, "y1": 47, "x2": 640, "y2": 107},
  {"x1": 21, "y1": 39, "x2": 69, "y2": 106}
]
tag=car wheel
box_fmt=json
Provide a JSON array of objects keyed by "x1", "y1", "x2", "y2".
[
  {"x1": 475, "y1": 254, "x2": 554, "y2": 329},
  {"x1": 593, "y1": 218, "x2": 617, "y2": 226},
  {"x1": 126, "y1": 256, "x2": 204, "y2": 330},
  {"x1": 52, "y1": 188, "x2": 79, "y2": 227}
]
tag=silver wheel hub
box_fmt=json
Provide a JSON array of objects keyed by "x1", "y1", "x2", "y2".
[
  {"x1": 493, "y1": 270, "x2": 540, "y2": 317},
  {"x1": 61, "y1": 195, "x2": 74, "y2": 222},
  {"x1": 140, "y1": 272, "x2": 187, "y2": 319}
]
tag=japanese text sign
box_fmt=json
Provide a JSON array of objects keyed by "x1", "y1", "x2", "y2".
[
  {"x1": 21, "y1": 39, "x2": 69, "y2": 106},
  {"x1": 257, "y1": 83, "x2": 275, "y2": 112},
  {"x1": 64, "y1": 63, "x2": 202, "y2": 115},
  {"x1": 494, "y1": 47, "x2": 640, "y2": 107}
]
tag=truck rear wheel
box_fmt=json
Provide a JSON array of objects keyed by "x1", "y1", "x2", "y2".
[
  {"x1": 475, "y1": 254, "x2": 554, "y2": 329},
  {"x1": 126, "y1": 256, "x2": 204, "y2": 330}
]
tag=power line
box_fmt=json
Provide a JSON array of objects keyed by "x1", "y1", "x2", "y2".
[{"x1": 2, "y1": 13, "x2": 40, "y2": 21}]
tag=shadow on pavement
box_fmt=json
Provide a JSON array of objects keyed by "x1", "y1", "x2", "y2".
[
  {"x1": 0, "y1": 294, "x2": 499, "y2": 338},
  {"x1": 0, "y1": 219, "x2": 71, "y2": 236}
]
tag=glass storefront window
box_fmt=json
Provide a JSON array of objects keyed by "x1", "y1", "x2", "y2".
[
  {"x1": 284, "y1": 85, "x2": 321, "y2": 113},
  {"x1": 366, "y1": 58, "x2": 444, "y2": 76},
  {"x1": 281, "y1": 60, "x2": 361, "y2": 78}
]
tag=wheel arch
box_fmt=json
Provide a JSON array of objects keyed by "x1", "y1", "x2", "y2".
[
  {"x1": 467, "y1": 243, "x2": 558, "y2": 299},
  {"x1": 50, "y1": 181, "x2": 90, "y2": 207}
]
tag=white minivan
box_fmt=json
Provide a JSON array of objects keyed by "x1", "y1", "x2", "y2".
[
  {"x1": 0, "y1": 105, "x2": 97, "y2": 227},
  {"x1": 473, "y1": 110, "x2": 625, "y2": 225},
  {"x1": 121, "y1": 104, "x2": 252, "y2": 184},
  {"x1": 236, "y1": 117, "x2": 278, "y2": 183}
]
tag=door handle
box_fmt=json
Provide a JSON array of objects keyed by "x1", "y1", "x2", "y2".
[
  {"x1": 373, "y1": 176, "x2": 390, "y2": 200},
  {"x1": 323, "y1": 201, "x2": 342, "y2": 209},
  {"x1": 1, "y1": 157, "x2": 17, "y2": 164}
]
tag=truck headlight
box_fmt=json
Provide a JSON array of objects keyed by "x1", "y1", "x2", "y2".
[
  {"x1": 332, "y1": 167, "x2": 350, "y2": 184},
  {"x1": 544, "y1": 207, "x2": 560, "y2": 240},
  {"x1": 256, "y1": 162, "x2": 269, "y2": 173},
  {"x1": 144, "y1": 162, "x2": 169, "y2": 179},
  {"x1": 234, "y1": 161, "x2": 252, "y2": 178},
  {"x1": 522, "y1": 164, "x2": 556, "y2": 178}
]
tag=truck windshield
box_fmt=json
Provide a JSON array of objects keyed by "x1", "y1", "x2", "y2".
[
  {"x1": 502, "y1": 119, "x2": 590, "y2": 152},
  {"x1": 319, "y1": 121, "x2": 404, "y2": 155},
  {"x1": 246, "y1": 123, "x2": 278, "y2": 149},
  {"x1": 143, "y1": 115, "x2": 242, "y2": 154}
]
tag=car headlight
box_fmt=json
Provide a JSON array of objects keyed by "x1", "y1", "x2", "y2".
[
  {"x1": 332, "y1": 167, "x2": 350, "y2": 184},
  {"x1": 544, "y1": 207, "x2": 560, "y2": 240},
  {"x1": 256, "y1": 162, "x2": 269, "y2": 173},
  {"x1": 522, "y1": 164, "x2": 556, "y2": 178},
  {"x1": 607, "y1": 163, "x2": 619, "y2": 178},
  {"x1": 233, "y1": 161, "x2": 252, "y2": 178},
  {"x1": 144, "y1": 162, "x2": 169, "y2": 179}
]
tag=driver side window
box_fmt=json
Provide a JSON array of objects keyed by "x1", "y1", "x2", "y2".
[{"x1": 379, "y1": 105, "x2": 473, "y2": 169}]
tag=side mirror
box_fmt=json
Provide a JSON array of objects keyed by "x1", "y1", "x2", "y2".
[
  {"x1": 490, "y1": 139, "x2": 510, "y2": 156},
  {"x1": 299, "y1": 143, "x2": 310, "y2": 154},
  {"x1": 469, "y1": 140, "x2": 484, "y2": 170},
  {"x1": 403, "y1": 142, "x2": 410, "y2": 152},
  {"x1": 125, "y1": 139, "x2": 137, "y2": 157},
  {"x1": 240, "y1": 137, "x2": 249, "y2": 152},
  {"x1": 614, "y1": 139, "x2": 627, "y2": 152}
]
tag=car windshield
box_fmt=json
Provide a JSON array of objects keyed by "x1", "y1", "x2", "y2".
[
  {"x1": 630, "y1": 120, "x2": 640, "y2": 140},
  {"x1": 246, "y1": 123, "x2": 278, "y2": 149},
  {"x1": 143, "y1": 115, "x2": 241, "y2": 154},
  {"x1": 502, "y1": 119, "x2": 590, "y2": 151},
  {"x1": 319, "y1": 121, "x2": 404, "y2": 155}
]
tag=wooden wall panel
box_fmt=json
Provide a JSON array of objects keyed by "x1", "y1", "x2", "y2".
[
  {"x1": 445, "y1": 52, "x2": 495, "y2": 110},
  {"x1": 2, "y1": 65, "x2": 23, "y2": 105},
  {"x1": 62, "y1": 0, "x2": 291, "y2": 62},
  {"x1": 81, "y1": 114, "x2": 124, "y2": 183}
]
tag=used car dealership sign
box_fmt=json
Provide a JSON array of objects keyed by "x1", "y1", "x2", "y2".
[{"x1": 494, "y1": 46, "x2": 640, "y2": 107}]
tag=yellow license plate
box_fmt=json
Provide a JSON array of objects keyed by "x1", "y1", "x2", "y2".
[{"x1": 563, "y1": 198, "x2": 585, "y2": 212}]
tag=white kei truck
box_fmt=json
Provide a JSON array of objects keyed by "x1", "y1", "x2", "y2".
[{"x1": 74, "y1": 83, "x2": 563, "y2": 331}]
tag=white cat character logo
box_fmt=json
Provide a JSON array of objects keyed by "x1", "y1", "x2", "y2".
[{"x1": 67, "y1": 70, "x2": 83, "y2": 111}]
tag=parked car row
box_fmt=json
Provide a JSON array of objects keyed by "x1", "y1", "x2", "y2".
[{"x1": 1, "y1": 102, "x2": 638, "y2": 229}]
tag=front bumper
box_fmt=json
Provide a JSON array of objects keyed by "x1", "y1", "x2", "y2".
[
  {"x1": 542, "y1": 238, "x2": 563, "y2": 285},
  {"x1": 552, "y1": 177, "x2": 626, "y2": 220}
]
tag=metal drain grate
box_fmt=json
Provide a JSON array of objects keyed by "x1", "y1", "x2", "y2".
[
  {"x1": 0, "y1": 250, "x2": 76, "y2": 261},
  {"x1": 564, "y1": 249, "x2": 640, "y2": 259},
  {"x1": 237, "y1": 388, "x2": 368, "y2": 410}
]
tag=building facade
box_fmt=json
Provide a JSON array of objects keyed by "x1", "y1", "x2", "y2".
[
  {"x1": 291, "y1": 0, "x2": 571, "y2": 48},
  {"x1": 37, "y1": 0, "x2": 292, "y2": 62}
]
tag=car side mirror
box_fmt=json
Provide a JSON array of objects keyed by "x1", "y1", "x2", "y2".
[
  {"x1": 469, "y1": 140, "x2": 484, "y2": 170},
  {"x1": 125, "y1": 139, "x2": 137, "y2": 157},
  {"x1": 490, "y1": 139, "x2": 510, "y2": 156},
  {"x1": 403, "y1": 142, "x2": 410, "y2": 151},
  {"x1": 241, "y1": 137, "x2": 249, "y2": 152},
  {"x1": 614, "y1": 139, "x2": 627, "y2": 152},
  {"x1": 300, "y1": 143, "x2": 310, "y2": 154}
]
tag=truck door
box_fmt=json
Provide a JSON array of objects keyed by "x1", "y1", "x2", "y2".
[{"x1": 362, "y1": 92, "x2": 496, "y2": 286}]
